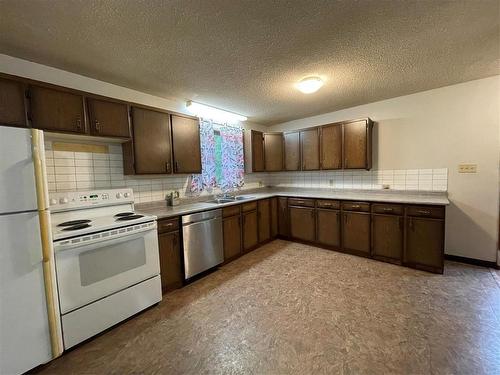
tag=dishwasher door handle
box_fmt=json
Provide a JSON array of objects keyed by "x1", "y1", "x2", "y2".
[{"x1": 182, "y1": 217, "x2": 220, "y2": 226}]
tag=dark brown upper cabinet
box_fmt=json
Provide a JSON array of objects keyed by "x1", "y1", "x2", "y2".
[
  {"x1": 263, "y1": 133, "x2": 283, "y2": 172},
  {"x1": 129, "y1": 106, "x2": 172, "y2": 174},
  {"x1": 0, "y1": 77, "x2": 27, "y2": 127},
  {"x1": 300, "y1": 128, "x2": 320, "y2": 170},
  {"x1": 251, "y1": 130, "x2": 265, "y2": 172},
  {"x1": 87, "y1": 98, "x2": 130, "y2": 138},
  {"x1": 171, "y1": 115, "x2": 202, "y2": 174},
  {"x1": 284, "y1": 131, "x2": 301, "y2": 171},
  {"x1": 29, "y1": 85, "x2": 86, "y2": 134},
  {"x1": 320, "y1": 123, "x2": 342, "y2": 170},
  {"x1": 343, "y1": 119, "x2": 373, "y2": 170}
]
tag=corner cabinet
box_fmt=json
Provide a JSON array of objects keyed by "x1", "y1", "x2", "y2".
[{"x1": 171, "y1": 115, "x2": 202, "y2": 174}]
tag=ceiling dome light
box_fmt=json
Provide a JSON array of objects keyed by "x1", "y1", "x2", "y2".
[{"x1": 296, "y1": 76, "x2": 324, "y2": 94}]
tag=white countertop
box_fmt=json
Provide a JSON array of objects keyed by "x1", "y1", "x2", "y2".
[{"x1": 136, "y1": 188, "x2": 449, "y2": 220}]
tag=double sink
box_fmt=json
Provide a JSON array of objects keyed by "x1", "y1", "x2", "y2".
[{"x1": 205, "y1": 195, "x2": 255, "y2": 205}]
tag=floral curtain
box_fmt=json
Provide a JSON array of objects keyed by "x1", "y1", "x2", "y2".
[
  {"x1": 219, "y1": 125, "x2": 244, "y2": 191},
  {"x1": 190, "y1": 119, "x2": 217, "y2": 193}
]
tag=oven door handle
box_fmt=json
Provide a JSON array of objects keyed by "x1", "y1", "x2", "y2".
[{"x1": 54, "y1": 227, "x2": 156, "y2": 254}]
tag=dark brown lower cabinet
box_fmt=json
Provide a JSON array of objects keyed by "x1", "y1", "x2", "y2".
[
  {"x1": 342, "y1": 212, "x2": 370, "y2": 255},
  {"x1": 278, "y1": 197, "x2": 288, "y2": 237},
  {"x1": 158, "y1": 230, "x2": 182, "y2": 293},
  {"x1": 223, "y1": 215, "x2": 242, "y2": 262},
  {"x1": 270, "y1": 198, "x2": 278, "y2": 238},
  {"x1": 289, "y1": 206, "x2": 316, "y2": 242},
  {"x1": 258, "y1": 199, "x2": 271, "y2": 243},
  {"x1": 372, "y1": 214, "x2": 403, "y2": 264},
  {"x1": 316, "y1": 209, "x2": 341, "y2": 248},
  {"x1": 242, "y1": 210, "x2": 258, "y2": 252},
  {"x1": 404, "y1": 217, "x2": 444, "y2": 273}
]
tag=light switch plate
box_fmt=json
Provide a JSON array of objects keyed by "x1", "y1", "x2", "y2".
[{"x1": 458, "y1": 164, "x2": 477, "y2": 173}]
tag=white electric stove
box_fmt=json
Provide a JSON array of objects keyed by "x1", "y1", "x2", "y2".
[{"x1": 49, "y1": 188, "x2": 162, "y2": 349}]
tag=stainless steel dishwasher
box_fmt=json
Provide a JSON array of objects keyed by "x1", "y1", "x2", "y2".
[{"x1": 182, "y1": 209, "x2": 224, "y2": 279}]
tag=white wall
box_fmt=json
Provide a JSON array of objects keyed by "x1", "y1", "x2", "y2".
[{"x1": 270, "y1": 76, "x2": 500, "y2": 262}]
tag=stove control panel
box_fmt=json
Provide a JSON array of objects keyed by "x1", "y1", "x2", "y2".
[{"x1": 49, "y1": 189, "x2": 134, "y2": 212}]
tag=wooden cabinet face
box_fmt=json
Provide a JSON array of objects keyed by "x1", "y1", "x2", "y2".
[
  {"x1": 223, "y1": 215, "x2": 242, "y2": 261},
  {"x1": 300, "y1": 128, "x2": 320, "y2": 170},
  {"x1": 289, "y1": 206, "x2": 316, "y2": 242},
  {"x1": 342, "y1": 212, "x2": 370, "y2": 254},
  {"x1": 372, "y1": 215, "x2": 403, "y2": 262},
  {"x1": 278, "y1": 197, "x2": 288, "y2": 236},
  {"x1": 284, "y1": 132, "x2": 300, "y2": 171},
  {"x1": 30, "y1": 85, "x2": 85, "y2": 133},
  {"x1": 242, "y1": 210, "x2": 258, "y2": 251},
  {"x1": 405, "y1": 218, "x2": 444, "y2": 270},
  {"x1": 131, "y1": 107, "x2": 172, "y2": 174},
  {"x1": 0, "y1": 78, "x2": 26, "y2": 127},
  {"x1": 158, "y1": 231, "x2": 182, "y2": 293},
  {"x1": 270, "y1": 198, "x2": 278, "y2": 238},
  {"x1": 264, "y1": 133, "x2": 283, "y2": 171},
  {"x1": 171, "y1": 115, "x2": 202, "y2": 173},
  {"x1": 320, "y1": 123, "x2": 342, "y2": 170},
  {"x1": 258, "y1": 199, "x2": 271, "y2": 243},
  {"x1": 87, "y1": 98, "x2": 130, "y2": 138},
  {"x1": 344, "y1": 120, "x2": 369, "y2": 169},
  {"x1": 316, "y1": 209, "x2": 340, "y2": 248},
  {"x1": 251, "y1": 130, "x2": 265, "y2": 172}
]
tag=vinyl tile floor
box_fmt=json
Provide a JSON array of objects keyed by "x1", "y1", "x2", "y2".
[{"x1": 36, "y1": 240, "x2": 500, "y2": 375}]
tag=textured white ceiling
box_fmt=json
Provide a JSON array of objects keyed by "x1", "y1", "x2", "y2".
[{"x1": 0, "y1": 0, "x2": 498, "y2": 125}]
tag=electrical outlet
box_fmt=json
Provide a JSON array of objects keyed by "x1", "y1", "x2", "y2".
[
  {"x1": 458, "y1": 164, "x2": 477, "y2": 173},
  {"x1": 382, "y1": 184, "x2": 391, "y2": 189}
]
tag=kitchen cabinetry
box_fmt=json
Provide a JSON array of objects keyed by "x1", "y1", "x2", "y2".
[
  {"x1": 157, "y1": 217, "x2": 182, "y2": 293},
  {"x1": 126, "y1": 107, "x2": 172, "y2": 174},
  {"x1": 342, "y1": 202, "x2": 371, "y2": 256},
  {"x1": 320, "y1": 123, "x2": 342, "y2": 169},
  {"x1": 29, "y1": 85, "x2": 86, "y2": 134},
  {"x1": 264, "y1": 133, "x2": 283, "y2": 171},
  {"x1": 300, "y1": 128, "x2": 320, "y2": 170},
  {"x1": 371, "y1": 204, "x2": 404, "y2": 264},
  {"x1": 278, "y1": 197, "x2": 289, "y2": 237},
  {"x1": 251, "y1": 130, "x2": 265, "y2": 172},
  {"x1": 316, "y1": 200, "x2": 341, "y2": 248},
  {"x1": 404, "y1": 206, "x2": 445, "y2": 273},
  {"x1": 87, "y1": 98, "x2": 130, "y2": 138},
  {"x1": 343, "y1": 119, "x2": 373, "y2": 170},
  {"x1": 0, "y1": 77, "x2": 27, "y2": 127},
  {"x1": 284, "y1": 131, "x2": 301, "y2": 171},
  {"x1": 242, "y1": 202, "x2": 259, "y2": 252},
  {"x1": 289, "y1": 199, "x2": 316, "y2": 242},
  {"x1": 223, "y1": 206, "x2": 242, "y2": 262},
  {"x1": 258, "y1": 199, "x2": 271, "y2": 243},
  {"x1": 171, "y1": 115, "x2": 202, "y2": 174},
  {"x1": 270, "y1": 198, "x2": 278, "y2": 238}
]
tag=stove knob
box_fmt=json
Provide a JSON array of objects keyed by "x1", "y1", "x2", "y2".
[
  {"x1": 59, "y1": 197, "x2": 68, "y2": 204},
  {"x1": 124, "y1": 192, "x2": 131, "y2": 198},
  {"x1": 116, "y1": 192, "x2": 123, "y2": 199},
  {"x1": 49, "y1": 198, "x2": 58, "y2": 206}
]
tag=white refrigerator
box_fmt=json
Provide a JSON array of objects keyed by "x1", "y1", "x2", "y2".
[{"x1": 0, "y1": 127, "x2": 62, "y2": 374}]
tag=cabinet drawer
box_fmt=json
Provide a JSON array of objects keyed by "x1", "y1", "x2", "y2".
[
  {"x1": 406, "y1": 205, "x2": 445, "y2": 219},
  {"x1": 288, "y1": 198, "x2": 315, "y2": 207},
  {"x1": 223, "y1": 205, "x2": 241, "y2": 217},
  {"x1": 372, "y1": 204, "x2": 403, "y2": 215},
  {"x1": 241, "y1": 201, "x2": 257, "y2": 212},
  {"x1": 157, "y1": 217, "x2": 179, "y2": 233},
  {"x1": 316, "y1": 200, "x2": 340, "y2": 209},
  {"x1": 342, "y1": 202, "x2": 370, "y2": 212}
]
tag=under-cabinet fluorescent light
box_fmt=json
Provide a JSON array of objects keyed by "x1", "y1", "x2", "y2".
[
  {"x1": 186, "y1": 101, "x2": 247, "y2": 123},
  {"x1": 296, "y1": 76, "x2": 324, "y2": 94}
]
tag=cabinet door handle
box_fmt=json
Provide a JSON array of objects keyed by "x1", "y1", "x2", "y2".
[
  {"x1": 383, "y1": 207, "x2": 393, "y2": 212},
  {"x1": 416, "y1": 209, "x2": 431, "y2": 215},
  {"x1": 94, "y1": 120, "x2": 100, "y2": 133},
  {"x1": 352, "y1": 204, "x2": 360, "y2": 209},
  {"x1": 76, "y1": 117, "x2": 82, "y2": 130},
  {"x1": 165, "y1": 161, "x2": 171, "y2": 173}
]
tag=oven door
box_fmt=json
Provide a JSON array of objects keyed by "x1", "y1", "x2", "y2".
[{"x1": 55, "y1": 226, "x2": 160, "y2": 314}]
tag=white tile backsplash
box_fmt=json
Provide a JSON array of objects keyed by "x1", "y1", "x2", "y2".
[{"x1": 45, "y1": 140, "x2": 448, "y2": 203}]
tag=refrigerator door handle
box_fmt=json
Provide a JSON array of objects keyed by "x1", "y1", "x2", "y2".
[{"x1": 31, "y1": 129, "x2": 49, "y2": 211}]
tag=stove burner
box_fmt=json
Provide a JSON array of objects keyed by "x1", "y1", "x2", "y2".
[
  {"x1": 114, "y1": 212, "x2": 136, "y2": 217},
  {"x1": 116, "y1": 214, "x2": 144, "y2": 221},
  {"x1": 61, "y1": 223, "x2": 91, "y2": 231},
  {"x1": 58, "y1": 219, "x2": 92, "y2": 227}
]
